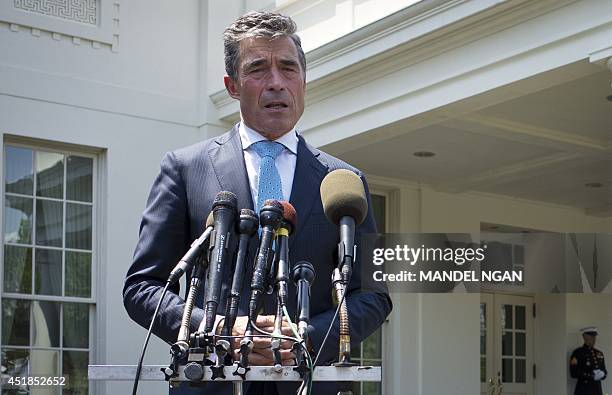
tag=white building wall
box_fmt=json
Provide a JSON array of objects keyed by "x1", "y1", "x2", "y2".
[
  {"x1": 0, "y1": 2, "x2": 208, "y2": 394},
  {"x1": 370, "y1": 177, "x2": 612, "y2": 395}
]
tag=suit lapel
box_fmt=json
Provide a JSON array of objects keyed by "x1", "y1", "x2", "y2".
[
  {"x1": 289, "y1": 135, "x2": 328, "y2": 247},
  {"x1": 208, "y1": 126, "x2": 254, "y2": 211}
]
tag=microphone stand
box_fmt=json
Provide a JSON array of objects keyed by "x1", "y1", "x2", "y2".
[
  {"x1": 334, "y1": 216, "x2": 357, "y2": 395},
  {"x1": 165, "y1": 256, "x2": 208, "y2": 385},
  {"x1": 334, "y1": 216, "x2": 356, "y2": 367}
]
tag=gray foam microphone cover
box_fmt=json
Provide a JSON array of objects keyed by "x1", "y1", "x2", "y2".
[{"x1": 320, "y1": 169, "x2": 368, "y2": 226}]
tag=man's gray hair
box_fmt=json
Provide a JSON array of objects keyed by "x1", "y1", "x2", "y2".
[{"x1": 224, "y1": 11, "x2": 306, "y2": 81}]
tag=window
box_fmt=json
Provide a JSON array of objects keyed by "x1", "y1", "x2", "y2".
[
  {"x1": 352, "y1": 193, "x2": 386, "y2": 395},
  {"x1": 2, "y1": 144, "x2": 95, "y2": 394}
]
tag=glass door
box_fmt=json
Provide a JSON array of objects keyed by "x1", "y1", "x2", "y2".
[{"x1": 481, "y1": 293, "x2": 534, "y2": 395}]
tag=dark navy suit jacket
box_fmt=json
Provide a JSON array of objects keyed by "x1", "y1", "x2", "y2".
[{"x1": 123, "y1": 126, "x2": 392, "y2": 394}]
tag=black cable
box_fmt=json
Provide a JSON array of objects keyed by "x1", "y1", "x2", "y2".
[
  {"x1": 312, "y1": 270, "x2": 351, "y2": 367},
  {"x1": 132, "y1": 282, "x2": 170, "y2": 395}
]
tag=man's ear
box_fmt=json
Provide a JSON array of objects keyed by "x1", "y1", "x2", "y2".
[{"x1": 224, "y1": 75, "x2": 240, "y2": 99}]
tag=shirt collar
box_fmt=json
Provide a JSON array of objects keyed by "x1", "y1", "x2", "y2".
[{"x1": 238, "y1": 122, "x2": 298, "y2": 155}]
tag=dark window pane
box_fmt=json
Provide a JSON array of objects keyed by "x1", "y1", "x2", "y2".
[
  {"x1": 5, "y1": 146, "x2": 33, "y2": 195},
  {"x1": 363, "y1": 327, "x2": 381, "y2": 359},
  {"x1": 362, "y1": 359, "x2": 382, "y2": 367},
  {"x1": 351, "y1": 340, "x2": 362, "y2": 360},
  {"x1": 35, "y1": 199, "x2": 63, "y2": 247},
  {"x1": 352, "y1": 382, "x2": 362, "y2": 395},
  {"x1": 480, "y1": 356, "x2": 486, "y2": 383},
  {"x1": 362, "y1": 381, "x2": 381, "y2": 395},
  {"x1": 63, "y1": 350, "x2": 89, "y2": 395},
  {"x1": 502, "y1": 305, "x2": 513, "y2": 329},
  {"x1": 65, "y1": 251, "x2": 91, "y2": 298},
  {"x1": 502, "y1": 331, "x2": 513, "y2": 356},
  {"x1": 480, "y1": 331, "x2": 486, "y2": 355},
  {"x1": 3, "y1": 245, "x2": 32, "y2": 294},
  {"x1": 32, "y1": 301, "x2": 60, "y2": 348},
  {"x1": 513, "y1": 244, "x2": 524, "y2": 265},
  {"x1": 36, "y1": 151, "x2": 64, "y2": 199},
  {"x1": 66, "y1": 156, "x2": 93, "y2": 203},
  {"x1": 371, "y1": 194, "x2": 386, "y2": 232},
  {"x1": 502, "y1": 358, "x2": 513, "y2": 383},
  {"x1": 35, "y1": 249, "x2": 62, "y2": 296},
  {"x1": 515, "y1": 305, "x2": 526, "y2": 330},
  {"x1": 1, "y1": 348, "x2": 29, "y2": 377},
  {"x1": 480, "y1": 303, "x2": 486, "y2": 329},
  {"x1": 4, "y1": 195, "x2": 33, "y2": 244},
  {"x1": 63, "y1": 303, "x2": 89, "y2": 349},
  {"x1": 515, "y1": 359, "x2": 526, "y2": 383},
  {"x1": 65, "y1": 203, "x2": 92, "y2": 250},
  {"x1": 30, "y1": 349, "x2": 60, "y2": 376},
  {"x1": 515, "y1": 332, "x2": 526, "y2": 357},
  {"x1": 1, "y1": 299, "x2": 30, "y2": 346}
]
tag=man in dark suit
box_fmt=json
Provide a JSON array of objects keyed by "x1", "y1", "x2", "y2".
[
  {"x1": 570, "y1": 327, "x2": 607, "y2": 395},
  {"x1": 123, "y1": 10, "x2": 392, "y2": 394}
]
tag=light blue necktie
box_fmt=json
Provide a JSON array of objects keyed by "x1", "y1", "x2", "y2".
[{"x1": 251, "y1": 140, "x2": 285, "y2": 213}]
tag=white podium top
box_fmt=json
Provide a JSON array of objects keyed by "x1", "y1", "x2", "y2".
[{"x1": 88, "y1": 365, "x2": 381, "y2": 382}]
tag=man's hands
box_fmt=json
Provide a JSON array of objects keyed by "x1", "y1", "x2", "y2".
[{"x1": 228, "y1": 315, "x2": 295, "y2": 366}]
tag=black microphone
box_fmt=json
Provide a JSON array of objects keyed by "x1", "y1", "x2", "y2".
[
  {"x1": 203, "y1": 191, "x2": 238, "y2": 333},
  {"x1": 221, "y1": 209, "x2": 259, "y2": 337},
  {"x1": 249, "y1": 199, "x2": 283, "y2": 321},
  {"x1": 292, "y1": 260, "x2": 315, "y2": 338},
  {"x1": 320, "y1": 169, "x2": 368, "y2": 271},
  {"x1": 275, "y1": 201, "x2": 296, "y2": 307},
  {"x1": 167, "y1": 212, "x2": 214, "y2": 285}
]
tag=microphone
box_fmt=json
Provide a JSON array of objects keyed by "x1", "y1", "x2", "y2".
[
  {"x1": 249, "y1": 199, "x2": 283, "y2": 321},
  {"x1": 203, "y1": 191, "x2": 238, "y2": 334},
  {"x1": 275, "y1": 201, "x2": 296, "y2": 307},
  {"x1": 320, "y1": 169, "x2": 368, "y2": 271},
  {"x1": 271, "y1": 201, "x2": 297, "y2": 369},
  {"x1": 292, "y1": 261, "x2": 315, "y2": 338},
  {"x1": 221, "y1": 209, "x2": 259, "y2": 337},
  {"x1": 167, "y1": 212, "x2": 214, "y2": 285},
  {"x1": 320, "y1": 169, "x2": 368, "y2": 366}
]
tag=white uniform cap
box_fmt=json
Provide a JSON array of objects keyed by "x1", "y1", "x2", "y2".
[{"x1": 581, "y1": 326, "x2": 598, "y2": 335}]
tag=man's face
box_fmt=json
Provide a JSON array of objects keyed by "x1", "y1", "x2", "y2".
[
  {"x1": 224, "y1": 36, "x2": 305, "y2": 139},
  {"x1": 583, "y1": 334, "x2": 596, "y2": 347}
]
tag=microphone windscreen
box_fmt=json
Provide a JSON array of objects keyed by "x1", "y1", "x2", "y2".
[
  {"x1": 292, "y1": 260, "x2": 315, "y2": 284},
  {"x1": 239, "y1": 209, "x2": 259, "y2": 235},
  {"x1": 262, "y1": 199, "x2": 283, "y2": 213},
  {"x1": 320, "y1": 169, "x2": 368, "y2": 226},
  {"x1": 279, "y1": 201, "x2": 297, "y2": 232},
  {"x1": 206, "y1": 212, "x2": 214, "y2": 228},
  {"x1": 213, "y1": 190, "x2": 238, "y2": 209}
]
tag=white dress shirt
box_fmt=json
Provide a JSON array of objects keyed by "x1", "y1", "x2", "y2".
[{"x1": 238, "y1": 122, "x2": 298, "y2": 210}]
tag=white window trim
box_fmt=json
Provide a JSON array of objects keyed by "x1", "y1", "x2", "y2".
[{"x1": 1, "y1": 136, "x2": 104, "y2": 394}]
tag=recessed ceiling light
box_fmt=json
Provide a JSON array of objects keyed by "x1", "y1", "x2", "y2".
[
  {"x1": 585, "y1": 182, "x2": 603, "y2": 188},
  {"x1": 413, "y1": 151, "x2": 436, "y2": 158}
]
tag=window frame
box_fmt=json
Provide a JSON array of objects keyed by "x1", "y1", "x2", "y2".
[
  {"x1": 350, "y1": 190, "x2": 390, "y2": 395},
  {"x1": 1, "y1": 138, "x2": 99, "y2": 394}
]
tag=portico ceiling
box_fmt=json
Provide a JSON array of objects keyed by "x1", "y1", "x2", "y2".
[{"x1": 331, "y1": 61, "x2": 612, "y2": 216}]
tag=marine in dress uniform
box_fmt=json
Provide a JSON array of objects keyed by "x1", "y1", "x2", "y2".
[{"x1": 570, "y1": 327, "x2": 607, "y2": 395}]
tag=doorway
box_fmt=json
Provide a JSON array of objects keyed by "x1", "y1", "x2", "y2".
[{"x1": 481, "y1": 293, "x2": 534, "y2": 395}]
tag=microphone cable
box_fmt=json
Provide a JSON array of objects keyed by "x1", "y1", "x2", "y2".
[
  {"x1": 248, "y1": 316, "x2": 313, "y2": 395},
  {"x1": 132, "y1": 282, "x2": 171, "y2": 395}
]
